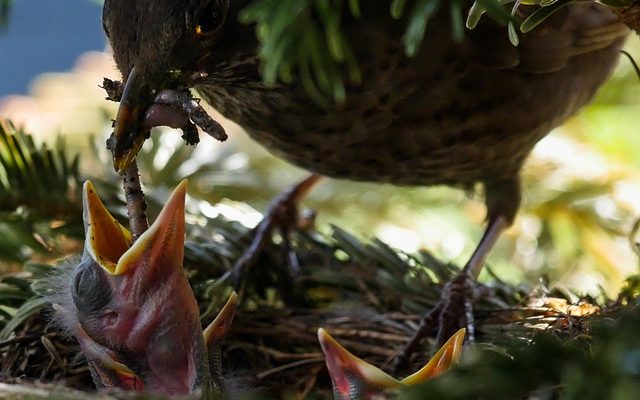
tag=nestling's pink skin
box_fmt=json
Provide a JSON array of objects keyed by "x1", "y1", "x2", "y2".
[
  {"x1": 71, "y1": 180, "x2": 211, "y2": 395},
  {"x1": 318, "y1": 328, "x2": 465, "y2": 400}
]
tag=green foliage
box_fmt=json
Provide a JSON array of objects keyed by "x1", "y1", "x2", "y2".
[
  {"x1": 239, "y1": 0, "x2": 604, "y2": 102},
  {"x1": 0, "y1": 119, "x2": 637, "y2": 397},
  {"x1": 0, "y1": 0, "x2": 10, "y2": 29},
  {"x1": 0, "y1": 121, "x2": 82, "y2": 263},
  {"x1": 403, "y1": 304, "x2": 640, "y2": 399},
  {"x1": 239, "y1": 0, "x2": 362, "y2": 105},
  {"x1": 239, "y1": 0, "x2": 492, "y2": 103},
  {"x1": 520, "y1": 0, "x2": 574, "y2": 33},
  {"x1": 0, "y1": 0, "x2": 638, "y2": 397}
]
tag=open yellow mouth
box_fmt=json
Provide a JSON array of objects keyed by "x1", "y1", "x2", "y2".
[
  {"x1": 318, "y1": 327, "x2": 465, "y2": 390},
  {"x1": 83, "y1": 181, "x2": 132, "y2": 274},
  {"x1": 82, "y1": 179, "x2": 188, "y2": 276}
]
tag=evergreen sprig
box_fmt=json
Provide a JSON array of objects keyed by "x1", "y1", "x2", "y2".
[
  {"x1": 0, "y1": 121, "x2": 636, "y2": 398},
  {"x1": 0, "y1": 0, "x2": 10, "y2": 29},
  {"x1": 239, "y1": 0, "x2": 607, "y2": 103},
  {"x1": 239, "y1": 0, "x2": 362, "y2": 105},
  {"x1": 404, "y1": 303, "x2": 640, "y2": 399},
  {"x1": 0, "y1": 121, "x2": 82, "y2": 263}
]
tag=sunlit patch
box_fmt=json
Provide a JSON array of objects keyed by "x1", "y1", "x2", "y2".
[
  {"x1": 525, "y1": 297, "x2": 601, "y2": 330},
  {"x1": 198, "y1": 199, "x2": 263, "y2": 228}
]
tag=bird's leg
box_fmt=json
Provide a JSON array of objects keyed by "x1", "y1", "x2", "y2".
[
  {"x1": 392, "y1": 216, "x2": 508, "y2": 371},
  {"x1": 393, "y1": 177, "x2": 520, "y2": 372},
  {"x1": 435, "y1": 215, "x2": 509, "y2": 344},
  {"x1": 225, "y1": 174, "x2": 322, "y2": 293}
]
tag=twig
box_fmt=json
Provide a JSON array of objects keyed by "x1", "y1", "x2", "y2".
[
  {"x1": 256, "y1": 358, "x2": 324, "y2": 380},
  {"x1": 121, "y1": 161, "x2": 148, "y2": 239}
]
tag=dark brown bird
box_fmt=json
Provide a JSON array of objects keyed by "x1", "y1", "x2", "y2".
[{"x1": 101, "y1": 0, "x2": 628, "y2": 362}]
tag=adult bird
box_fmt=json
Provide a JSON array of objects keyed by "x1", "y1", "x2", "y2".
[{"x1": 101, "y1": 0, "x2": 628, "y2": 362}]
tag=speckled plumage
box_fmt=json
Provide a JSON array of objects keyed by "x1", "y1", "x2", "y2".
[{"x1": 103, "y1": 1, "x2": 627, "y2": 222}]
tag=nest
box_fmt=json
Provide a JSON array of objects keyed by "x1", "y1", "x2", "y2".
[{"x1": 0, "y1": 218, "x2": 611, "y2": 399}]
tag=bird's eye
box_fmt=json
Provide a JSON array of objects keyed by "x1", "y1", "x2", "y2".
[
  {"x1": 72, "y1": 259, "x2": 112, "y2": 315},
  {"x1": 195, "y1": 1, "x2": 225, "y2": 36}
]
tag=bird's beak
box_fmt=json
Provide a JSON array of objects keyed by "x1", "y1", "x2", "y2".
[
  {"x1": 82, "y1": 180, "x2": 133, "y2": 274},
  {"x1": 317, "y1": 328, "x2": 465, "y2": 398},
  {"x1": 83, "y1": 179, "x2": 189, "y2": 277},
  {"x1": 400, "y1": 327, "x2": 465, "y2": 385},
  {"x1": 203, "y1": 291, "x2": 238, "y2": 391},
  {"x1": 204, "y1": 292, "x2": 238, "y2": 349},
  {"x1": 318, "y1": 328, "x2": 403, "y2": 395},
  {"x1": 78, "y1": 180, "x2": 212, "y2": 395},
  {"x1": 71, "y1": 322, "x2": 143, "y2": 391},
  {"x1": 111, "y1": 66, "x2": 151, "y2": 173}
]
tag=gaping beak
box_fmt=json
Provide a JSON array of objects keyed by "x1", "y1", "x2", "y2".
[
  {"x1": 82, "y1": 179, "x2": 188, "y2": 276},
  {"x1": 203, "y1": 292, "x2": 238, "y2": 392},
  {"x1": 317, "y1": 328, "x2": 465, "y2": 399},
  {"x1": 400, "y1": 327, "x2": 465, "y2": 385},
  {"x1": 111, "y1": 66, "x2": 151, "y2": 173},
  {"x1": 73, "y1": 180, "x2": 213, "y2": 395},
  {"x1": 82, "y1": 180, "x2": 132, "y2": 274}
]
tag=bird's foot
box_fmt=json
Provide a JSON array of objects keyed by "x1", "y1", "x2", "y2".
[
  {"x1": 392, "y1": 215, "x2": 508, "y2": 373},
  {"x1": 392, "y1": 271, "x2": 476, "y2": 374},
  {"x1": 225, "y1": 174, "x2": 322, "y2": 294}
]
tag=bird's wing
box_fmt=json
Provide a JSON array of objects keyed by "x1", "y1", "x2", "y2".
[{"x1": 470, "y1": 3, "x2": 628, "y2": 73}]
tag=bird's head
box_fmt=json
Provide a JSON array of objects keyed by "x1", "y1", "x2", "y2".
[
  {"x1": 102, "y1": 0, "x2": 252, "y2": 172},
  {"x1": 318, "y1": 327, "x2": 465, "y2": 399},
  {"x1": 103, "y1": 0, "x2": 231, "y2": 81},
  {"x1": 53, "y1": 180, "x2": 237, "y2": 396}
]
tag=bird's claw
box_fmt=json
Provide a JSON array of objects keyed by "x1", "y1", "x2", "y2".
[
  {"x1": 392, "y1": 271, "x2": 476, "y2": 374},
  {"x1": 225, "y1": 174, "x2": 322, "y2": 295}
]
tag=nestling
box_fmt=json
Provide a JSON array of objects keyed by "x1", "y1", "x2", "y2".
[{"x1": 49, "y1": 180, "x2": 237, "y2": 396}]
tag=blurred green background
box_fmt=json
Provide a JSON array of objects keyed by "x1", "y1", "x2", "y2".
[{"x1": 1, "y1": 1, "x2": 639, "y2": 298}]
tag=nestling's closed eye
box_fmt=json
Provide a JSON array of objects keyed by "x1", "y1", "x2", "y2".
[{"x1": 72, "y1": 259, "x2": 113, "y2": 315}]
